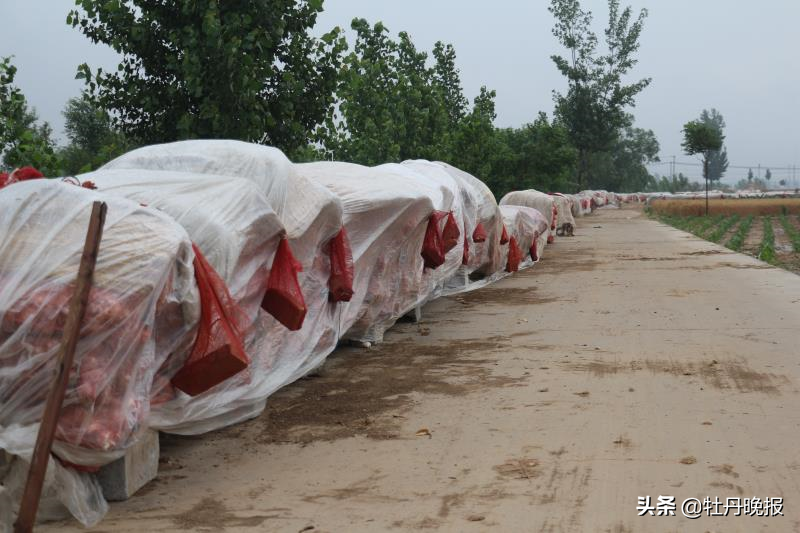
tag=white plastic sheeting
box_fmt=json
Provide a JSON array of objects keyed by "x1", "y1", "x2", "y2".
[
  {"x1": 299, "y1": 162, "x2": 436, "y2": 343},
  {"x1": 500, "y1": 205, "x2": 550, "y2": 269},
  {"x1": 99, "y1": 141, "x2": 347, "y2": 433},
  {"x1": 499, "y1": 190, "x2": 556, "y2": 243},
  {"x1": 0, "y1": 180, "x2": 199, "y2": 525},
  {"x1": 434, "y1": 162, "x2": 504, "y2": 286},
  {"x1": 550, "y1": 193, "x2": 576, "y2": 234}
]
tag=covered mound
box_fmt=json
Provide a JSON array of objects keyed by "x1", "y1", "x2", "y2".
[
  {"x1": 381, "y1": 161, "x2": 465, "y2": 303},
  {"x1": 550, "y1": 193, "x2": 576, "y2": 236},
  {"x1": 499, "y1": 190, "x2": 556, "y2": 243},
  {"x1": 101, "y1": 141, "x2": 349, "y2": 431},
  {"x1": 434, "y1": 162, "x2": 504, "y2": 288},
  {"x1": 0, "y1": 180, "x2": 200, "y2": 523},
  {"x1": 299, "y1": 162, "x2": 436, "y2": 343}
]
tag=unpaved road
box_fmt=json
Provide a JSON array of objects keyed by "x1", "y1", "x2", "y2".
[{"x1": 47, "y1": 207, "x2": 800, "y2": 532}]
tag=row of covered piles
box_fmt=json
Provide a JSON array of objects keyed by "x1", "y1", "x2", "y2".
[{"x1": 0, "y1": 141, "x2": 609, "y2": 525}]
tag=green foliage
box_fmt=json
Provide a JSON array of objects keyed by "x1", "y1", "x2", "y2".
[
  {"x1": 57, "y1": 94, "x2": 131, "y2": 174},
  {"x1": 681, "y1": 120, "x2": 723, "y2": 156},
  {"x1": 699, "y1": 109, "x2": 728, "y2": 181},
  {"x1": 0, "y1": 57, "x2": 62, "y2": 175},
  {"x1": 726, "y1": 216, "x2": 754, "y2": 252},
  {"x1": 490, "y1": 113, "x2": 577, "y2": 197},
  {"x1": 646, "y1": 172, "x2": 702, "y2": 193},
  {"x1": 708, "y1": 215, "x2": 740, "y2": 243},
  {"x1": 758, "y1": 217, "x2": 776, "y2": 264},
  {"x1": 778, "y1": 214, "x2": 800, "y2": 252},
  {"x1": 549, "y1": 0, "x2": 651, "y2": 188},
  {"x1": 735, "y1": 177, "x2": 767, "y2": 191},
  {"x1": 69, "y1": 0, "x2": 346, "y2": 152},
  {"x1": 320, "y1": 19, "x2": 454, "y2": 164}
]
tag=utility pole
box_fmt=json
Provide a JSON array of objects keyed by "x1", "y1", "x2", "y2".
[
  {"x1": 758, "y1": 163, "x2": 761, "y2": 180},
  {"x1": 672, "y1": 155, "x2": 676, "y2": 180}
]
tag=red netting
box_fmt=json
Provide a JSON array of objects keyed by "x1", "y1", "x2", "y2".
[
  {"x1": 442, "y1": 211, "x2": 460, "y2": 253},
  {"x1": 0, "y1": 166, "x2": 44, "y2": 190},
  {"x1": 500, "y1": 225, "x2": 509, "y2": 245},
  {"x1": 472, "y1": 222, "x2": 488, "y2": 243},
  {"x1": 421, "y1": 211, "x2": 447, "y2": 269},
  {"x1": 171, "y1": 243, "x2": 249, "y2": 396},
  {"x1": 462, "y1": 235, "x2": 470, "y2": 265},
  {"x1": 328, "y1": 227, "x2": 354, "y2": 303},
  {"x1": 261, "y1": 237, "x2": 307, "y2": 330},
  {"x1": 506, "y1": 236, "x2": 522, "y2": 273},
  {"x1": 530, "y1": 232, "x2": 539, "y2": 261}
]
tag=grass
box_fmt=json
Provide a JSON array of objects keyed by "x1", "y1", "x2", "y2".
[
  {"x1": 707, "y1": 215, "x2": 740, "y2": 243},
  {"x1": 778, "y1": 214, "x2": 800, "y2": 252},
  {"x1": 725, "y1": 215, "x2": 754, "y2": 252},
  {"x1": 650, "y1": 198, "x2": 800, "y2": 217},
  {"x1": 758, "y1": 217, "x2": 776, "y2": 264}
]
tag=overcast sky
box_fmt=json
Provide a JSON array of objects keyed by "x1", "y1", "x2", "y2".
[{"x1": 2, "y1": 0, "x2": 799, "y2": 184}]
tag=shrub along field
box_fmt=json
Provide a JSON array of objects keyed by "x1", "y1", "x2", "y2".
[
  {"x1": 650, "y1": 198, "x2": 800, "y2": 217},
  {"x1": 655, "y1": 210, "x2": 800, "y2": 273}
]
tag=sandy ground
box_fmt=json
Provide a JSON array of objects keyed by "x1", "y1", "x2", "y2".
[{"x1": 43, "y1": 206, "x2": 800, "y2": 532}]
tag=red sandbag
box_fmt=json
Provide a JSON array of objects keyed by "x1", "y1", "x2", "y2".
[
  {"x1": 506, "y1": 236, "x2": 522, "y2": 273},
  {"x1": 500, "y1": 225, "x2": 510, "y2": 245},
  {"x1": 171, "y1": 244, "x2": 249, "y2": 396},
  {"x1": 0, "y1": 166, "x2": 44, "y2": 190},
  {"x1": 462, "y1": 236, "x2": 470, "y2": 265},
  {"x1": 261, "y1": 237, "x2": 307, "y2": 330},
  {"x1": 472, "y1": 222, "x2": 488, "y2": 243},
  {"x1": 328, "y1": 227, "x2": 354, "y2": 302},
  {"x1": 0, "y1": 172, "x2": 8, "y2": 188},
  {"x1": 421, "y1": 211, "x2": 447, "y2": 269},
  {"x1": 530, "y1": 232, "x2": 539, "y2": 261},
  {"x1": 442, "y1": 211, "x2": 460, "y2": 253}
]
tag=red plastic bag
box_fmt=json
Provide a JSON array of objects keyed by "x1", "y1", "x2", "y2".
[
  {"x1": 171, "y1": 244, "x2": 249, "y2": 397},
  {"x1": 530, "y1": 232, "x2": 539, "y2": 261},
  {"x1": 442, "y1": 211, "x2": 460, "y2": 253},
  {"x1": 262, "y1": 237, "x2": 307, "y2": 330},
  {"x1": 472, "y1": 222, "x2": 488, "y2": 243},
  {"x1": 328, "y1": 227, "x2": 354, "y2": 302},
  {"x1": 500, "y1": 225, "x2": 509, "y2": 245},
  {"x1": 421, "y1": 212, "x2": 447, "y2": 269},
  {"x1": 506, "y1": 236, "x2": 522, "y2": 273},
  {"x1": 462, "y1": 236, "x2": 470, "y2": 265}
]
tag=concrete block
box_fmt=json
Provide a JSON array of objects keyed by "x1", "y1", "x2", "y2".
[{"x1": 98, "y1": 430, "x2": 159, "y2": 501}]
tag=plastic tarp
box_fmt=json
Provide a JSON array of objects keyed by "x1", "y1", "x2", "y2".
[
  {"x1": 378, "y1": 162, "x2": 465, "y2": 304},
  {"x1": 0, "y1": 180, "x2": 199, "y2": 525},
  {"x1": 100, "y1": 141, "x2": 348, "y2": 432},
  {"x1": 434, "y1": 163, "x2": 504, "y2": 287},
  {"x1": 499, "y1": 190, "x2": 556, "y2": 243},
  {"x1": 550, "y1": 193, "x2": 576, "y2": 234},
  {"x1": 500, "y1": 205, "x2": 550, "y2": 269},
  {"x1": 298, "y1": 162, "x2": 436, "y2": 343}
]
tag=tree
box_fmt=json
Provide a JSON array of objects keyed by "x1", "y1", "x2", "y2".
[
  {"x1": 765, "y1": 168, "x2": 772, "y2": 182},
  {"x1": 321, "y1": 19, "x2": 456, "y2": 165},
  {"x1": 0, "y1": 56, "x2": 61, "y2": 174},
  {"x1": 58, "y1": 94, "x2": 131, "y2": 174},
  {"x1": 682, "y1": 120, "x2": 723, "y2": 214},
  {"x1": 747, "y1": 168, "x2": 754, "y2": 182},
  {"x1": 68, "y1": 0, "x2": 346, "y2": 153},
  {"x1": 491, "y1": 113, "x2": 577, "y2": 197},
  {"x1": 549, "y1": 0, "x2": 651, "y2": 188},
  {"x1": 699, "y1": 108, "x2": 728, "y2": 182}
]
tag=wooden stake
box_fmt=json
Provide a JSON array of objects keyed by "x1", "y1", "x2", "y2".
[{"x1": 14, "y1": 201, "x2": 107, "y2": 533}]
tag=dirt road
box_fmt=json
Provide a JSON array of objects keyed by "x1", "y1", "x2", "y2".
[{"x1": 47, "y1": 206, "x2": 800, "y2": 532}]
